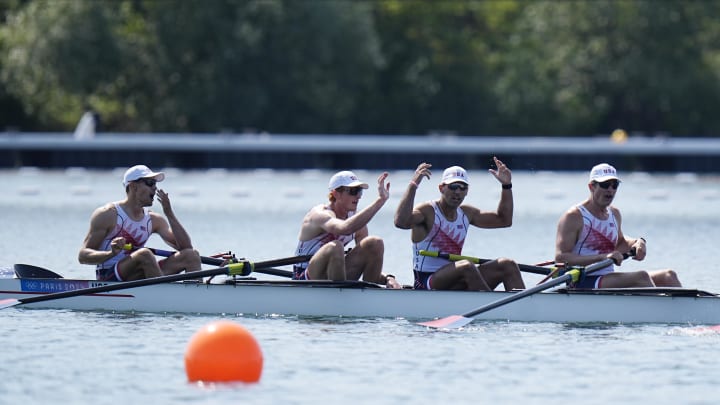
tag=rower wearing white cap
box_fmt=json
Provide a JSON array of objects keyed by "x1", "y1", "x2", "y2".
[
  {"x1": 394, "y1": 157, "x2": 525, "y2": 291},
  {"x1": 555, "y1": 163, "x2": 681, "y2": 288},
  {"x1": 78, "y1": 164, "x2": 201, "y2": 281},
  {"x1": 293, "y1": 170, "x2": 401, "y2": 289}
]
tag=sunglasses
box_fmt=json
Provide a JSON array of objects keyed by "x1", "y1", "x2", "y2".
[
  {"x1": 446, "y1": 183, "x2": 468, "y2": 191},
  {"x1": 595, "y1": 180, "x2": 620, "y2": 190},
  {"x1": 136, "y1": 178, "x2": 157, "y2": 187},
  {"x1": 339, "y1": 187, "x2": 363, "y2": 196}
]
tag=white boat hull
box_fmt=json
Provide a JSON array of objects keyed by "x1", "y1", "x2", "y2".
[{"x1": 1, "y1": 277, "x2": 719, "y2": 325}]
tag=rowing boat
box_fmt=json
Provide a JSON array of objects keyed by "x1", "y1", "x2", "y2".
[{"x1": 1, "y1": 270, "x2": 719, "y2": 324}]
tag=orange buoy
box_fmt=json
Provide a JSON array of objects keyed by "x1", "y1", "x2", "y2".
[{"x1": 185, "y1": 320, "x2": 263, "y2": 383}]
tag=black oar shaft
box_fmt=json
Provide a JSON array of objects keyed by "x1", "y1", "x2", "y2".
[
  {"x1": 425, "y1": 251, "x2": 552, "y2": 275},
  {"x1": 146, "y1": 247, "x2": 225, "y2": 266},
  {"x1": 255, "y1": 268, "x2": 294, "y2": 278},
  {"x1": 148, "y1": 247, "x2": 303, "y2": 276},
  {"x1": 464, "y1": 273, "x2": 573, "y2": 317},
  {"x1": 463, "y1": 258, "x2": 614, "y2": 318},
  {"x1": 256, "y1": 255, "x2": 312, "y2": 268}
]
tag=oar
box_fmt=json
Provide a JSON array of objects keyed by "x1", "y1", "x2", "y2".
[
  {"x1": 419, "y1": 250, "x2": 553, "y2": 275},
  {"x1": 0, "y1": 254, "x2": 311, "y2": 310},
  {"x1": 418, "y1": 258, "x2": 615, "y2": 329},
  {"x1": 144, "y1": 246, "x2": 227, "y2": 266},
  {"x1": 146, "y1": 247, "x2": 294, "y2": 278}
]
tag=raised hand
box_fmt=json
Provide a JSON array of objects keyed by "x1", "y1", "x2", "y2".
[
  {"x1": 156, "y1": 189, "x2": 174, "y2": 215},
  {"x1": 488, "y1": 157, "x2": 512, "y2": 185},
  {"x1": 412, "y1": 162, "x2": 432, "y2": 185},
  {"x1": 377, "y1": 172, "x2": 390, "y2": 201}
]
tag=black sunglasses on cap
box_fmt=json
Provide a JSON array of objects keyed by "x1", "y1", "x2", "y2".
[{"x1": 594, "y1": 179, "x2": 620, "y2": 190}]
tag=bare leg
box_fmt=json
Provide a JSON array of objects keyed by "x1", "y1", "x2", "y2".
[
  {"x1": 599, "y1": 271, "x2": 655, "y2": 288},
  {"x1": 478, "y1": 258, "x2": 525, "y2": 291},
  {"x1": 649, "y1": 269, "x2": 681, "y2": 287},
  {"x1": 117, "y1": 249, "x2": 163, "y2": 280},
  {"x1": 428, "y1": 260, "x2": 491, "y2": 291},
  {"x1": 307, "y1": 241, "x2": 346, "y2": 281},
  {"x1": 161, "y1": 248, "x2": 201, "y2": 274},
  {"x1": 345, "y1": 236, "x2": 384, "y2": 283}
]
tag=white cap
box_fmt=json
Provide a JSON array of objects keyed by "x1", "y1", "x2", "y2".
[
  {"x1": 328, "y1": 170, "x2": 369, "y2": 190},
  {"x1": 589, "y1": 163, "x2": 620, "y2": 183},
  {"x1": 123, "y1": 165, "x2": 165, "y2": 187},
  {"x1": 441, "y1": 166, "x2": 469, "y2": 185}
]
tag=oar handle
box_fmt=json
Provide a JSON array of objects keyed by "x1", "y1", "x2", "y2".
[
  {"x1": 419, "y1": 250, "x2": 552, "y2": 275},
  {"x1": 420, "y1": 251, "x2": 484, "y2": 264}
]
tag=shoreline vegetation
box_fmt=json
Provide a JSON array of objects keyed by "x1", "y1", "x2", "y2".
[{"x1": 2, "y1": 1, "x2": 720, "y2": 138}]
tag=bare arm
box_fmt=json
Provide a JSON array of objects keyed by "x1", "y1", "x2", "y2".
[
  {"x1": 320, "y1": 172, "x2": 390, "y2": 236},
  {"x1": 612, "y1": 208, "x2": 647, "y2": 261},
  {"x1": 394, "y1": 162, "x2": 432, "y2": 229},
  {"x1": 153, "y1": 189, "x2": 193, "y2": 250},
  {"x1": 466, "y1": 157, "x2": 513, "y2": 228},
  {"x1": 78, "y1": 204, "x2": 126, "y2": 265}
]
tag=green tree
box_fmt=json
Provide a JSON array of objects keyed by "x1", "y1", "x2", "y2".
[
  {"x1": 0, "y1": 0, "x2": 37, "y2": 130},
  {"x1": 1, "y1": 0, "x2": 383, "y2": 132},
  {"x1": 1, "y1": 0, "x2": 123, "y2": 129},
  {"x1": 495, "y1": 1, "x2": 720, "y2": 136},
  {"x1": 365, "y1": 0, "x2": 523, "y2": 135}
]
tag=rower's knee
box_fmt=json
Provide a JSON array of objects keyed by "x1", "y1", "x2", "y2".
[
  {"x1": 636, "y1": 271, "x2": 654, "y2": 287},
  {"x1": 457, "y1": 260, "x2": 480, "y2": 282},
  {"x1": 655, "y1": 269, "x2": 681, "y2": 287},
  {"x1": 324, "y1": 240, "x2": 346, "y2": 258},
  {"x1": 456, "y1": 260, "x2": 475, "y2": 272},
  {"x1": 135, "y1": 248, "x2": 157, "y2": 265},
  {"x1": 359, "y1": 236, "x2": 384, "y2": 256},
  {"x1": 176, "y1": 248, "x2": 201, "y2": 270},
  {"x1": 497, "y1": 257, "x2": 517, "y2": 270},
  {"x1": 666, "y1": 269, "x2": 681, "y2": 286},
  {"x1": 497, "y1": 257, "x2": 524, "y2": 289}
]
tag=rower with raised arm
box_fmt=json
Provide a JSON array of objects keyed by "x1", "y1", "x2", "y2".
[
  {"x1": 554, "y1": 163, "x2": 681, "y2": 288},
  {"x1": 78, "y1": 165, "x2": 201, "y2": 281},
  {"x1": 394, "y1": 159, "x2": 525, "y2": 291},
  {"x1": 293, "y1": 170, "x2": 401, "y2": 289}
]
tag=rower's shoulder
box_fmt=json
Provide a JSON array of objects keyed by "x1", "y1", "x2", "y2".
[
  {"x1": 563, "y1": 203, "x2": 585, "y2": 217},
  {"x1": 91, "y1": 201, "x2": 118, "y2": 217}
]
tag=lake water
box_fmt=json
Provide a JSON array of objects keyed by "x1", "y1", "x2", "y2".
[{"x1": 1, "y1": 167, "x2": 720, "y2": 404}]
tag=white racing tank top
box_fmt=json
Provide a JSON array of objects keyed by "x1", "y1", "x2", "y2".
[
  {"x1": 573, "y1": 205, "x2": 618, "y2": 276},
  {"x1": 97, "y1": 203, "x2": 153, "y2": 271},
  {"x1": 294, "y1": 205, "x2": 355, "y2": 271},
  {"x1": 413, "y1": 201, "x2": 469, "y2": 273}
]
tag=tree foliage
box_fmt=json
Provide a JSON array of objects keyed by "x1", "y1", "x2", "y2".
[
  {"x1": 1, "y1": 0, "x2": 720, "y2": 136},
  {"x1": 494, "y1": 1, "x2": 720, "y2": 136}
]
